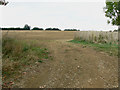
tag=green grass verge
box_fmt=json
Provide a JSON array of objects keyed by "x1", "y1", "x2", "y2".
[{"x1": 69, "y1": 40, "x2": 118, "y2": 56}]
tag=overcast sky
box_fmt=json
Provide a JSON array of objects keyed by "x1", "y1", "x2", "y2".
[{"x1": 0, "y1": 0, "x2": 118, "y2": 31}]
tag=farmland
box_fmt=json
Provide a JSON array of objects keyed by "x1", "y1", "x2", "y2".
[
  {"x1": 74, "y1": 31, "x2": 118, "y2": 44},
  {"x1": 2, "y1": 31, "x2": 118, "y2": 88}
]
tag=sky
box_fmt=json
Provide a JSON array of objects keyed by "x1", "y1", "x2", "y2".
[{"x1": 0, "y1": 0, "x2": 118, "y2": 31}]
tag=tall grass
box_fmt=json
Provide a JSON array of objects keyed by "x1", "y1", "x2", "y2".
[
  {"x1": 74, "y1": 31, "x2": 118, "y2": 44},
  {"x1": 2, "y1": 36, "x2": 50, "y2": 88}
]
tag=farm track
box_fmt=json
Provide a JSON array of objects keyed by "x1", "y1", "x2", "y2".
[
  {"x1": 2, "y1": 31, "x2": 118, "y2": 88},
  {"x1": 16, "y1": 40, "x2": 118, "y2": 88}
]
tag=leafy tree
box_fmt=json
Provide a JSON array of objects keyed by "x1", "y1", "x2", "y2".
[
  {"x1": 23, "y1": 24, "x2": 31, "y2": 30},
  {"x1": 0, "y1": 0, "x2": 8, "y2": 5},
  {"x1": 104, "y1": 0, "x2": 120, "y2": 30}
]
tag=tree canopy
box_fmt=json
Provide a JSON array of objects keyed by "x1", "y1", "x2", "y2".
[
  {"x1": 32, "y1": 27, "x2": 44, "y2": 30},
  {"x1": 0, "y1": 0, "x2": 8, "y2": 5},
  {"x1": 45, "y1": 28, "x2": 61, "y2": 31},
  {"x1": 104, "y1": 0, "x2": 120, "y2": 26},
  {"x1": 24, "y1": 24, "x2": 31, "y2": 30}
]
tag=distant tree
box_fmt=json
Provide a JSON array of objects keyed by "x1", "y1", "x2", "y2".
[
  {"x1": 64, "y1": 29, "x2": 78, "y2": 31},
  {"x1": 45, "y1": 28, "x2": 61, "y2": 31},
  {"x1": 104, "y1": 0, "x2": 120, "y2": 31},
  {"x1": 52, "y1": 28, "x2": 61, "y2": 31},
  {"x1": 45, "y1": 28, "x2": 53, "y2": 30},
  {"x1": 1, "y1": 27, "x2": 24, "y2": 30},
  {"x1": 23, "y1": 24, "x2": 31, "y2": 30},
  {"x1": 109, "y1": 30, "x2": 112, "y2": 32},
  {"x1": 32, "y1": 27, "x2": 44, "y2": 30},
  {"x1": 113, "y1": 29, "x2": 118, "y2": 32}
]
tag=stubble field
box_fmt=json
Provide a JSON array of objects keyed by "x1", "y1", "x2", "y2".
[{"x1": 2, "y1": 31, "x2": 118, "y2": 88}]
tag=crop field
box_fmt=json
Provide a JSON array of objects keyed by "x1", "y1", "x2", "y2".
[
  {"x1": 74, "y1": 31, "x2": 118, "y2": 44},
  {"x1": 2, "y1": 30, "x2": 118, "y2": 88}
]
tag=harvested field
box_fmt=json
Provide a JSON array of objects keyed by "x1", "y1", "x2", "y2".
[
  {"x1": 2, "y1": 31, "x2": 75, "y2": 41},
  {"x1": 2, "y1": 31, "x2": 118, "y2": 88}
]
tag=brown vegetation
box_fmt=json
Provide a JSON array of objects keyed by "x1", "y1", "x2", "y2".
[
  {"x1": 74, "y1": 31, "x2": 118, "y2": 44},
  {"x1": 2, "y1": 31, "x2": 118, "y2": 88}
]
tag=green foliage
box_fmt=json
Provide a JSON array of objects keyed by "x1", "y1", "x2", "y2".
[
  {"x1": 104, "y1": 1, "x2": 120, "y2": 25},
  {"x1": 0, "y1": 0, "x2": 8, "y2": 6},
  {"x1": 23, "y1": 46, "x2": 29, "y2": 52},
  {"x1": 38, "y1": 60, "x2": 43, "y2": 63}
]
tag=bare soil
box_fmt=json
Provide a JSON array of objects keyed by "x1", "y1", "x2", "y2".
[{"x1": 2, "y1": 31, "x2": 118, "y2": 88}]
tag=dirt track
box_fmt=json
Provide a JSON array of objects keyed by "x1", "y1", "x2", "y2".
[{"x1": 3, "y1": 31, "x2": 118, "y2": 88}]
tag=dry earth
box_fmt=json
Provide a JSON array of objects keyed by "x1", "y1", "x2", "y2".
[{"x1": 2, "y1": 31, "x2": 118, "y2": 88}]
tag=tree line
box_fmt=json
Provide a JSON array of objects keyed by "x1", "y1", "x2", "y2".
[
  {"x1": 1, "y1": 24, "x2": 80, "y2": 31},
  {"x1": 1, "y1": 24, "x2": 118, "y2": 32}
]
